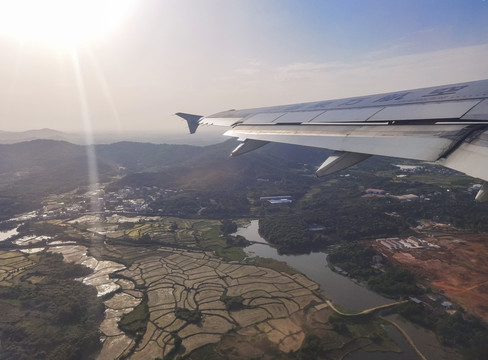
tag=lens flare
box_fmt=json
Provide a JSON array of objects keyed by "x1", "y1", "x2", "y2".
[
  {"x1": 70, "y1": 48, "x2": 101, "y2": 214},
  {"x1": 0, "y1": 0, "x2": 135, "y2": 47}
]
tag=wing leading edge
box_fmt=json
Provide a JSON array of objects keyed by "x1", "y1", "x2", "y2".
[{"x1": 177, "y1": 79, "x2": 488, "y2": 201}]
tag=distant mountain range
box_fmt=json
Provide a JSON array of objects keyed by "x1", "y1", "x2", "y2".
[
  {"x1": 0, "y1": 138, "x2": 328, "y2": 182},
  {"x1": 0, "y1": 128, "x2": 225, "y2": 146},
  {"x1": 0, "y1": 129, "x2": 81, "y2": 144}
]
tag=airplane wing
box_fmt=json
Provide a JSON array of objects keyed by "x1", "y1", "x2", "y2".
[{"x1": 176, "y1": 79, "x2": 488, "y2": 201}]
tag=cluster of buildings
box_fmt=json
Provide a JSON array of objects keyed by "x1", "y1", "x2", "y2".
[
  {"x1": 364, "y1": 188, "x2": 450, "y2": 202},
  {"x1": 259, "y1": 195, "x2": 293, "y2": 204},
  {"x1": 365, "y1": 188, "x2": 421, "y2": 202},
  {"x1": 97, "y1": 186, "x2": 181, "y2": 213},
  {"x1": 365, "y1": 166, "x2": 481, "y2": 203},
  {"x1": 38, "y1": 185, "x2": 181, "y2": 219},
  {"x1": 365, "y1": 183, "x2": 483, "y2": 202},
  {"x1": 391, "y1": 194, "x2": 420, "y2": 201},
  {"x1": 394, "y1": 164, "x2": 459, "y2": 177},
  {"x1": 376, "y1": 236, "x2": 439, "y2": 250},
  {"x1": 410, "y1": 293, "x2": 456, "y2": 315}
]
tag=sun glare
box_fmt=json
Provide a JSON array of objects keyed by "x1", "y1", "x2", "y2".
[{"x1": 0, "y1": 0, "x2": 135, "y2": 47}]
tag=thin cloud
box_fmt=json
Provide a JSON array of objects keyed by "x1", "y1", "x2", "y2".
[
  {"x1": 209, "y1": 43, "x2": 488, "y2": 109},
  {"x1": 275, "y1": 62, "x2": 352, "y2": 81},
  {"x1": 234, "y1": 67, "x2": 261, "y2": 75},
  {"x1": 272, "y1": 43, "x2": 488, "y2": 96}
]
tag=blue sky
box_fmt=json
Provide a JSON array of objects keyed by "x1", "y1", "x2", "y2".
[
  {"x1": 0, "y1": 0, "x2": 487, "y2": 134},
  {"x1": 152, "y1": 0, "x2": 488, "y2": 63},
  {"x1": 280, "y1": 0, "x2": 488, "y2": 57}
]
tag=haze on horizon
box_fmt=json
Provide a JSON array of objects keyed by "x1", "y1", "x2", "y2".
[{"x1": 0, "y1": 0, "x2": 487, "y2": 135}]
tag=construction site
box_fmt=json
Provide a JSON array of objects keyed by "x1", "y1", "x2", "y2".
[{"x1": 373, "y1": 220, "x2": 488, "y2": 323}]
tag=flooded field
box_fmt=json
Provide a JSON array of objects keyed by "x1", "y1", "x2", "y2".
[
  {"x1": 0, "y1": 226, "x2": 18, "y2": 242},
  {"x1": 1, "y1": 214, "x2": 442, "y2": 359}
]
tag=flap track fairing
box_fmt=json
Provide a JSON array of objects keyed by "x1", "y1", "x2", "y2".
[
  {"x1": 316, "y1": 152, "x2": 371, "y2": 177},
  {"x1": 231, "y1": 139, "x2": 269, "y2": 157}
]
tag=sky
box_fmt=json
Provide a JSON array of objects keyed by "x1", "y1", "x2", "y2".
[{"x1": 0, "y1": 0, "x2": 488, "y2": 136}]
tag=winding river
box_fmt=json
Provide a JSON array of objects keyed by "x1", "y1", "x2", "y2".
[
  {"x1": 237, "y1": 220, "x2": 459, "y2": 360},
  {"x1": 238, "y1": 220, "x2": 390, "y2": 311}
]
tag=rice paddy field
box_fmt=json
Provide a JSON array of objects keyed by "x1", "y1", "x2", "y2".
[{"x1": 0, "y1": 215, "x2": 399, "y2": 359}]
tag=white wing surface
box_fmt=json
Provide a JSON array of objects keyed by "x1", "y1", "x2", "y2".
[{"x1": 176, "y1": 79, "x2": 488, "y2": 201}]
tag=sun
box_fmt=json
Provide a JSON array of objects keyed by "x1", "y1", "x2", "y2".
[{"x1": 0, "y1": 0, "x2": 135, "y2": 47}]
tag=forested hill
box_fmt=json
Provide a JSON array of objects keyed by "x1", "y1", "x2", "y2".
[
  {"x1": 0, "y1": 138, "x2": 338, "y2": 171},
  {"x1": 0, "y1": 139, "x2": 201, "y2": 174},
  {"x1": 0, "y1": 138, "x2": 332, "y2": 220}
]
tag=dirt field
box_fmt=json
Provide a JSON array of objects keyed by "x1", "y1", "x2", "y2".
[{"x1": 375, "y1": 224, "x2": 488, "y2": 322}]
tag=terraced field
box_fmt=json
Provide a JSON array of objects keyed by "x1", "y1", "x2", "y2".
[
  {"x1": 105, "y1": 245, "x2": 323, "y2": 358},
  {"x1": 1, "y1": 215, "x2": 400, "y2": 359},
  {"x1": 0, "y1": 250, "x2": 35, "y2": 284}
]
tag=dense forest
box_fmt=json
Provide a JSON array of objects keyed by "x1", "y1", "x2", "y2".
[
  {"x1": 0, "y1": 252, "x2": 104, "y2": 360},
  {"x1": 327, "y1": 242, "x2": 424, "y2": 297},
  {"x1": 258, "y1": 202, "x2": 410, "y2": 254},
  {"x1": 257, "y1": 161, "x2": 488, "y2": 254}
]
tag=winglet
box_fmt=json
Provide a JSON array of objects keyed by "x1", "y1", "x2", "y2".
[{"x1": 175, "y1": 112, "x2": 203, "y2": 134}]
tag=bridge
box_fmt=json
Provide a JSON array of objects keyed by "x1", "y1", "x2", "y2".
[
  {"x1": 326, "y1": 299, "x2": 408, "y2": 316},
  {"x1": 326, "y1": 300, "x2": 428, "y2": 359}
]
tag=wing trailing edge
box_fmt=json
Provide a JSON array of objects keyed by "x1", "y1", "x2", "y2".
[{"x1": 178, "y1": 79, "x2": 488, "y2": 201}]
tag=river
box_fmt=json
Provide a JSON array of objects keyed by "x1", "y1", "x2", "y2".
[
  {"x1": 237, "y1": 220, "x2": 391, "y2": 311},
  {"x1": 236, "y1": 220, "x2": 459, "y2": 360}
]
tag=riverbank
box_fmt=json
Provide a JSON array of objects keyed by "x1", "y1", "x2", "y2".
[
  {"x1": 237, "y1": 220, "x2": 392, "y2": 311},
  {"x1": 236, "y1": 220, "x2": 460, "y2": 360}
]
